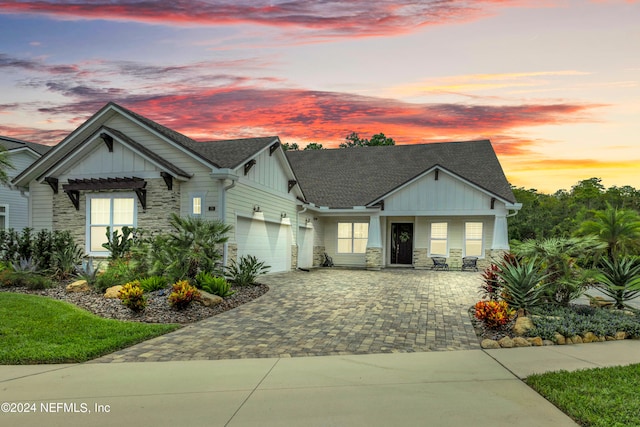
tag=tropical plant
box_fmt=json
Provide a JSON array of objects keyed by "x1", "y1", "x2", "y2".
[
  {"x1": 168, "y1": 280, "x2": 201, "y2": 310},
  {"x1": 576, "y1": 203, "x2": 640, "y2": 261},
  {"x1": 480, "y1": 264, "x2": 502, "y2": 300},
  {"x1": 474, "y1": 300, "x2": 515, "y2": 329},
  {"x1": 225, "y1": 255, "x2": 270, "y2": 286},
  {"x1": 51, "y1": 242, "x2": 84, "y2": 280},
  {"x1": 594, "y1": 256, "x2": 640, "y2": 310},
  {"x1": 118, "y1": 281, "x2": 147, "y2": 312},
  {"x1": 11, "y1": 256, "x2": 40, "y2": 273},
  {"x1": 75, "y1": 259, "x2": 102, "y2": 286},
  {"x1": 94, "y1": 259, "x2": 137, "y2": 292},
  {"x1": 139, "y1": 275, "x2": 167, "y2": 293},
  {"x1": 148, "y1": 214, "x2": 231, "y2": 282},
  {"x1": 495, "y1": 257, "x2": 550, "y2": 313},
  {"x1": 195, "y1": 271, "x2": 235, "y2": 298},
  {"x1": 102, "y1": 226, "x2": 137, "y2": 260}
]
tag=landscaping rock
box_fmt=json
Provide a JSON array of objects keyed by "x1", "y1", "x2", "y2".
[
  {"x1": 512, "y1": 337, "x2": 531, "y2": 347},
  {"x1": 554, "y1": 333, "x2": 566, "y2": 345},
  {"x1": 104, "y1": 285, "x2": 123, "y2": 299},
  {"x1": 582, "y1": 332, "x2": 597, "y2": 343},
  {"x1": 543, "y1": 340, "x2": 555, "y2": 346},
  {"x1": 598, "y1": 336, "x2": 606, "y2": 342},
  {"x1": 481, "y1": 339, "x2": 500, "y2": 349},
  {"x1": 527, "y1": 336, "x2": 543, "y2": 346},
  {"x1": 606, "y1": 336, "x2": 616, "y2": 341},
  {"x1": 570, "y1": 335, "x2": 583, "y2": 344},
  {"x1": 197, "y1": 290, "x2": 223, "y2": 307},
  {"x1": 66, "y1": 280, "x2": 90, "y2": 293},
  {"x1": 513, "y1": 316, "x2": 534, "y2": 336},
  {"x1": 498, "y1": 336, "x2": 514, "y2": 348},
  {"x1": 615, "y1": 331, "x2": 627, "y2": 340},
  {"x1": 589, "y1": 296, "x2": 614, "y2": 309}
]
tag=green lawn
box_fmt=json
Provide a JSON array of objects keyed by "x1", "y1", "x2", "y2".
[
  {"x1": 0, "y1": 293, "x2": 180, "y2": 364},
  {"x1": 526, "y1": 364, "x2": 640, "y2": 427}
]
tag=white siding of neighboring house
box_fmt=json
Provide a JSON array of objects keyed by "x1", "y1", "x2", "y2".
[{"x1": 1, "y1": 150, "x2": 42, "y2": 230}]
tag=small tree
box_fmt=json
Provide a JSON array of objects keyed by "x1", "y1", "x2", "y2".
[{"x1": 339, "y1": 132, "x2": 395, "y2": 148}]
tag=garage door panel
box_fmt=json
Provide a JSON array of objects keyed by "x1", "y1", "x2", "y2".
[{"x1": 237, "y1": 218, "x2": 291, "y2": 272}]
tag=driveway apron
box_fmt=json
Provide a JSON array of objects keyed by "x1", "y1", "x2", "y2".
[{"x1": 93, "y1": 269, "x2": 482, "y2": 363}]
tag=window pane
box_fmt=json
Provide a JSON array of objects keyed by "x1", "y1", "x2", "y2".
[
  {"x1": 466, "y1": 241, "x2": 483, "y2": 257},
  {"x1": 430, "y1": 240, "x2": 447, "y2": 256},
  {"x1": 353, "y1": 223, "x2": 368, "y2": 239},
  {"x1": 431, "y1": 222, "x2": 447, "y2": 239},
  {"x1": 465, "y1": 222, "x2": 483, "y2": 239},
  {"x1": 91, "y1": 198, "x2": 110, "y2": 224},
  {"x1": 0, "y1": 206, "x2": 5, "y2": 213},
  {"x1": 193, "y1": 197, "x2": 202, "y2": 215},
  {"x1": 353, "y1": 239, "x2": 367, "y2": 254},
  {"x1": 338, "y1": 239, "x2": 352, "y2": 253},
  {"x1": 0, "y1": 216, "x2": 5, "y2": 230},
  {"x1": 90, "y1": 226, "x2": 109, "y2": 252},
  {"x1": 113, "y1": 198, "x2": 134, "y2": 224},
  {"x1": 338, "y1": 223, "x2": 352, "y2": 238}
]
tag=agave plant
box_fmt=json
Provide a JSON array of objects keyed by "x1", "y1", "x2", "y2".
[
  {"x1": 595, "y1": 256, "x2": 640, "y2": 310},
  {"x1": 495, "y1": 257, "x2": 550, "y2": 314}
]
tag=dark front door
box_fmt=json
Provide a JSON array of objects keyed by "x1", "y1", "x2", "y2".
[{"x1": 391, "y1": 223, "x2": 413, "y2": 265}]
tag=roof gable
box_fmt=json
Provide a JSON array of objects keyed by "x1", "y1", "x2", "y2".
[
  {"x1": 1, "y1": 136, "x2": 50, "y2": 156},
  {"x1": 286, "y1": 140, "x2": 515, "y2": 208}
]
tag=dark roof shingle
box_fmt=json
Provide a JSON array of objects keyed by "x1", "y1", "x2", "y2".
[
  {"x1": 0, "y1": 136, "x2": 51, "y2": 156},
  {"x1": 286, "y1": 140, "x2": 515, "y2": 208}
]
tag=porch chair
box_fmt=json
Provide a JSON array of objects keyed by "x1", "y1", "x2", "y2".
[
  {"x1": 430, "y1": 257, "x2": 449, "y2": 271},
  {"x1": 461, "y1": 256, "x2": 478, "y2": 272}
]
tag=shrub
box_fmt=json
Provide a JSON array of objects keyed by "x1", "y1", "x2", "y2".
[
  {"x1": 480, "y1": 264, "x2": 502, "y2": 300},
  {"x1": 195, "y1": 271, "x2": 235, "y2": 298},
  {"x1": 94, "y1": 259, "x2": 137, "y2": 292},
  {"x1": 474, "y1": 300, "x2": 515, "y2": 329},
  {"x1": 139, "y1": 275, "x2": 168, "y2": 293},
  {"x1": 495, "y1": 257, "x2": 549, "y2": 313},
  {"x1": 225, "y1": 255, "x2": 270, "y2": 286},
  {"x1": 102, "y1": 226, "x2": 138, "y2": 260},
  {"x1": 0, "y1": 270, "x2": 28, "y2": 287},
  {"x1": 24, "y1": 274, "x2": 53, "y2": 290},
  {"x1": 51, "y1": 242, "x2": 84, "y2": 280},
  {"x1": 75, "y1": 259, "x2": 102, "y2": 287},
  {"x1": 595, "y1": 256, "x2": 640, "y2": 309},
  {"x1": 118, "y1": 281, "x2": 147, "y2": 312},
  {"x1": 168, "y1": 280, "x2": 201, "y2": 310}
]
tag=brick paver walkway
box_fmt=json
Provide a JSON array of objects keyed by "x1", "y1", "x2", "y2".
[{"x1": 93, "y1": 269, "x2": 482, "y2": 363}]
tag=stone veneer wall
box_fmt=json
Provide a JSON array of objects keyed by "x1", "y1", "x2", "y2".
[
  {"x1": 291, "y1": 245, "x2": 298, "y2": 271},
  {"x1": 413, "y1": 248, "x2": 429, "y2": 269},
  {"x1": 313, "y1": 245, "x2": 326, "y2": 267},
  {"x1": 52, "y1": 178, "x2": 181, "y2": 254},
  {"x1": 226, "y1": 243, "x2": 238, "y2": 265},
  {"x1": 365, "y1": 247, "x2": 382, "y2": 270}
]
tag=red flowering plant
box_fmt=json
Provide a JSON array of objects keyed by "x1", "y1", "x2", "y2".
[
  {"x1": 168, "y1": 280, "x2": 201, "y2": 310},
  {"x1": 474, "y1": 300, "x2": 515, "y2": 329}
]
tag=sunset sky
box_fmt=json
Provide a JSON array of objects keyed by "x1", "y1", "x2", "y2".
[{"x1": 1, "y1": 0, "x2": 638, "y2": 194}]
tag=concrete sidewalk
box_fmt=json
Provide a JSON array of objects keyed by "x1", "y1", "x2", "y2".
[{"x1": 2, "y1": 341, "x2": 638, "y2": 426}]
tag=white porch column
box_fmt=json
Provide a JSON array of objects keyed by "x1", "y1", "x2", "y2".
[
  {"x1": 366, "y1": 213, "x2": 383, "y2": 270},
  {"x1": 491, "y1": 214, "x2": 510, "y2": 250}
]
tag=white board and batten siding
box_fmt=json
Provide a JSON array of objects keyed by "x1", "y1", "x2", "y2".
[
  {"x1": 28, "y1": 181, "x2": 53, "y2": 231},
  {"x1": 0, "y1": 150, "x2": 41, "y2": 230},
  {"x1": 382, "y1": 169, "x2": 507, "y2": 216},
  {"x1": 321, "y1": 216, "x2": 370, "y2": 267}
]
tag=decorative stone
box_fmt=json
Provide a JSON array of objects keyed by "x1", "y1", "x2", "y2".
[
  {"x1": 571, "y1": 335, "x2": 583, "y2": 344},
  {"x1": 554, "y1": 333, "x2": 566, "y2": 345},
  {"x1": 498, "y1": 336, "x2": 514, "y2": 348},
  {"x1": 512, "y1": 337, "x2": 531, "y2": 347},
  {"x1": 66, "y1": 279, "x2": 90, "y2": 293},
  {"x1": 197, "y1": 290, "x2": 223, "y2": 307},
  {"x1": 527, "y1": 336, "x2": 543, "y2": 346},
  {"x1": 598, "y1": 336, "x2": 606, "y2": 342},
  {"x1": 615, "y1": 331, "x2": 627, "y2": 340},
  {"x1": 481, "y1": 339, "x2": 500, "y2": 349},
  {"x1": 606, "y1": 336, "x2": 616, "y2": 341},
  {"x1": 589, "y1": 296, "x2": 614, "y2": 309},
  {"x1": 543, "y1": 340, "x2": 555, "y2": 346},
  {"x1": 582, "y1": 332, "x2": 597, "y2": 343},
  {"x1": 513, "y1": 316, "x2": 534, "y2": 336},
  {"x1": 104, "y1": 285, "x2": 123, "y2": 299}
]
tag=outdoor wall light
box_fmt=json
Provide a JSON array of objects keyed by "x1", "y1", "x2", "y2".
[
  {"x1": 281, "y1": 212, "x2": 287, "y2": 218},
  {"x1": 253, "y1": 205, "x2": 262, "y2": 213}
]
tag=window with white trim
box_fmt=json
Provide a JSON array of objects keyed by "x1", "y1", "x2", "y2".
[
  {"x1": 0, "y1": 205, "x2": 6, "y2": 231},
  {"x1": 465, "y1": 222, "x2": 484, "y2": 257},
  {"x1": 429, "y1": 222, "x2": 448, "y2": 256},
  {"x1": 192, "y1": 196, "x2": 202, "y2": 216},
  {"x1": 337, "y1": 222, "x2": 368, "y2": 254},
  {"x1": 87, "y1": 195, "x2": 136, "y2": 254}
]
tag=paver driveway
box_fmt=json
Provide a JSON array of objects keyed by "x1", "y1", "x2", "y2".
[{"x1": 93, "y1": 269, "x2": 482, "y2": 363}]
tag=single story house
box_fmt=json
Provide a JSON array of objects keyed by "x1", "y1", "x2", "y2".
[
  {"x1": 1, "y1": 136, "x2": 50, "y2": 231},
  {"x1": 12, "y1": 102, "x2": 521, "y2": 272}
]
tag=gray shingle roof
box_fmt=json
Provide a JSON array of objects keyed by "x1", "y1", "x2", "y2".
[
  {"x1": 0, "y1": 136, "x2": 51, "y2": 156},
  {"x1": 183, "y1": 137, "x2": 279, "y2": 169},
  {"x1": 286, "y1": 140, "x2": 516, "y2": 208}
]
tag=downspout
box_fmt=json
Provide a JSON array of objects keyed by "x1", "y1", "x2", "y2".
[
  {"x1": 211, "y1": 169, "x2": 239, "y2": 268},
  {"x1": 296, "y1": 205, "x2": 308, "y2": 269}
]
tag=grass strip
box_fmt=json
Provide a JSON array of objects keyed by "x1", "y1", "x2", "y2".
[
  {"x1": 0, "y1": 293, "x2": 180, "y2": 364},
  {"x1": 526, "y1": 363, "x2": 640, "y2": 427}
]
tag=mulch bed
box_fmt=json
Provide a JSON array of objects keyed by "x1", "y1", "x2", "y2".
[{"x1": 0, "y1": 283, "x2": 269, "y2": 324}]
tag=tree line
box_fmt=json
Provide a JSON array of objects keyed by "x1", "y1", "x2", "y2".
[
  {"x1": 282, "y1": 131, "x2": 395, "y2": 151},
  {"x1": 508, "y1": 177, "x2": 640, "y2": 242}
]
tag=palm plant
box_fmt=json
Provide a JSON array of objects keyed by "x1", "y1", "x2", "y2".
[
  {"x1": 576, "y1": 203, "x2": 640, "y2": 261},
  {"x1": 495, "y1": 257, "x2": 550, "y2": 314},
  {"x1": 595, "y1": 256, "x2": 640, "y2": 310}
]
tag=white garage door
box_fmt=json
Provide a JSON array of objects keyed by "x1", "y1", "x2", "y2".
[
  {"x1": 236, "y1": 217, "x2": 291, "y2": 273},
  {"x1": 298, "y1": 225, "x2": 314, "y2": 269}
]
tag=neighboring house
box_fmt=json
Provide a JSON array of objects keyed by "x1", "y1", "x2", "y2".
[
  {"x1": 12, "y1": 102, "x2": 521, "y2": 272},
  {"x1": 0, "y1": 136, "x2": 50, "y2": 231}
]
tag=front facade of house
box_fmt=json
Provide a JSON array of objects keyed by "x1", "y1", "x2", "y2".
[
  {"x1": 0, "y1": 136, "x2": 50, "y2": 231},
  {"x1": 13, "y1": 103, "x2": 520, "y2": 272}
]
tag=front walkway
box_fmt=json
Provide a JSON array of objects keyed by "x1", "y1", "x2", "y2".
[{"x1": 93, "y1": 269, "x2": 482, "y2": 363}]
